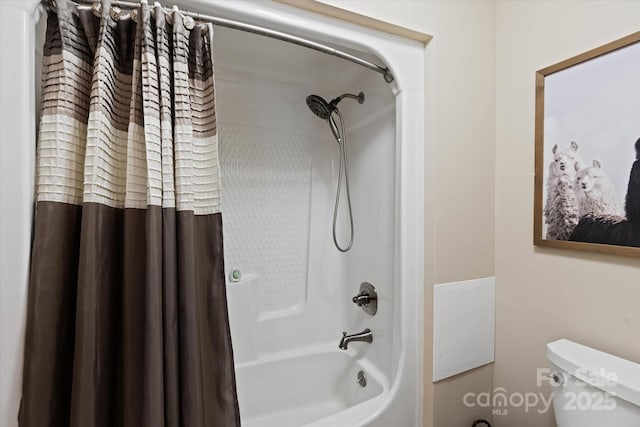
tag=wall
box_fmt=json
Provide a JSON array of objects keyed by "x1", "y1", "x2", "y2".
[
  {"x1": 213, "y1": 23, "x2": 401, "y2": 424},
  {"x1": 315, "y1": 1, "x2": 497, "y2": 426},
  {"x1": 0, "y1": 3, "x2": 40, "y2": 426},
  {"x1": 213, "y1": 25, "x2": 397, "y2": 380},
  {"x1": 494, "y1": 2, "x2": 640, "y2": 426}
]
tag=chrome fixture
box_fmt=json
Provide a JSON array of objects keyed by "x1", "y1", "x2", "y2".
[
  {"x1": 338, "y1": 328, "x2": 373, "y2": 350},
  {"x1": 306, "y1": 92, "x2": 364, "y2": 252},
  {"x1": 352, "y1": 282, "x2": 377, "y2": 315},
  {"x1": 44, "y1": 0, "x2": 394, "y2": 83},
  {"x1": 356, "y1": 370, "x2": 367, "y2": 387}
]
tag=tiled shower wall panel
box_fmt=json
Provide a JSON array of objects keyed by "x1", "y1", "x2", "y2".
[{"x1": 219, "y1": 123, "x2": 312, "y2": 314}]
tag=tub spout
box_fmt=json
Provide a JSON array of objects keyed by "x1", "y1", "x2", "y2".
[{"x1": 338, "y1": 328, "x2": 373, "y2": 350}]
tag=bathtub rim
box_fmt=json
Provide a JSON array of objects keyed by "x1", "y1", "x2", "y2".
[{"x1": 233, "y1": 343, "x2": 390, "y2": 427}]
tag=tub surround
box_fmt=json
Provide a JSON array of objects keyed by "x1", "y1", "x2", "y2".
[{"x1": 0, "y1": 1, "x2": 424, "y2": 426}]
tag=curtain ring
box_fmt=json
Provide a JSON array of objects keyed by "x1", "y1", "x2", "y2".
[
  {"x1": 183, "y1": 15, "x2": 194, "y2": 30},
  {"x1": 92, "y1": 1, "x2": 101, "y2": 17},
  {"x1": 130, "y1": 8, "x2": 138, "y2": 23},
  {"x1": 46, "y1": 0, "x2": 57, "y2": 12},
  {"x1": 110, "y1": 6, "x2": 122, "y2": 20}
]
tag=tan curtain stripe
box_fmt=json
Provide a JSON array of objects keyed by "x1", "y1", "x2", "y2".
[{"x1": 37, "y1": 0, "x2": 220, "y2": 212}]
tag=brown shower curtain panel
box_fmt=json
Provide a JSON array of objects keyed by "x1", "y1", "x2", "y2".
[{"x1": 20, "y1": 0, "x2": 240, "y2": 426}]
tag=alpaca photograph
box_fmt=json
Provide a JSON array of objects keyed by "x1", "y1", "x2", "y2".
[
  {"x1": 543, "y1": 142, "x2": 581, "y2": 240},
  {"x1": 574, "y1": 159, "x2": 620, "y2": 218},
  {"x1": 535, "y1": 33, "x2": 640, "y2": 256}
]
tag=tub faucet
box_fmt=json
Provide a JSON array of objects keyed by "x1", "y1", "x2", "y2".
[{"x1": 338, "y1": 328, "x2": 373, "y2": 350}]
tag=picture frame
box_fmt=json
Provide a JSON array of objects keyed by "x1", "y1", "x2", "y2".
[{"x1": 534, "y1": 32, "x2": 640, "y2": 257}]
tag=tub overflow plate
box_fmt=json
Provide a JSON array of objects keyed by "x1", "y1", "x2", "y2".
[{"x1": 357, "y1": 370, "x2": 367, "y2": 387}]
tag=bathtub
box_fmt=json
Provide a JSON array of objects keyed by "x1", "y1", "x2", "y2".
[
  {"x1": 227, "y1": 277, "x2": 390, "y2": 426},
  {"x1": 212, "y1": 0, "x2": 424, "y2": 423},
  {"x1": 235, "y1": 348, "x2": 388, "y2": 427}
]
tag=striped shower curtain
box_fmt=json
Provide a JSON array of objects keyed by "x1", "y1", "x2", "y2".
[{"x1": 20, "y1": 0, "x2": 240, "y2": 425}]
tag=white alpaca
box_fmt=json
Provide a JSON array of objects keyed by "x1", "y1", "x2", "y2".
[
  {"x1": 544, "y1": 141, "x2": 582, "y2": 240},
  {"x1": 575, "y1": 159, "x2": 620, "y2": 217}
]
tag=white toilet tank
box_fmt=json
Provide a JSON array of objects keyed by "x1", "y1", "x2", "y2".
[{"x1": 547, "y1": 339, "x2": 640, "y2": 427}]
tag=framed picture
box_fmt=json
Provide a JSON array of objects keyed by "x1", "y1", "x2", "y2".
[{"x1": 534, "y1": 32, "x2": 640, "y2": 257}]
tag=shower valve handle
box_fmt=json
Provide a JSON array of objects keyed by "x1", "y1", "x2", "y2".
[
  {"x1": 351, "y1": 282, "x2": 378, "y2": 315},
  {"x1": 352, "y1": 291, "x2": 375, "y2": 307}
]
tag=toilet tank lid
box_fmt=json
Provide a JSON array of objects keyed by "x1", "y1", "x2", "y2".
[{"x1": 547, "y1": 339, "x2": 640, "y2": 407}]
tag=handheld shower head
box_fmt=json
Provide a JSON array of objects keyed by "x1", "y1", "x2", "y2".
[
  {"x1": 305, "y1": 92, "x2": 363, "y2": 253},
  {"x1": 306, "y1": 95, "x2": 333, "y2": 120},
  {"x1": 306, "y1": 92, "x2": 365, "y2": 143},
  {"x1": 306, "y1": 92, "x2": 365, "y2": 118},
  {"x1": 306, "y1": 94, "x2": 342, "y2": 141}
]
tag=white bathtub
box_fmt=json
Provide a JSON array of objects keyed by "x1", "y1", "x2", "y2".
[
  {"x1": 227, "y1": 278, "x2": 388, "y2": 426},
  {"x1": 212, "y1": 0, "x2": 424, "y2": 423},
  {"x1": 235, "y1": 348, "x2": 387, "y2": 427}
]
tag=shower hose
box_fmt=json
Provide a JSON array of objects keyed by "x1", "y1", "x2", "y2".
[{"x1": 332, "y1": 109, "x2": 354, "y2": 252}]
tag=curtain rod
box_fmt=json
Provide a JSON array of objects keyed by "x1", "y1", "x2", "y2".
[{"x1": 44, "y1": 0, "x2": 394, "y2": 83}]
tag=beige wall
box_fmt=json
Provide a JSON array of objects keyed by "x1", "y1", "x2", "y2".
[
  {"x1": 315, "y1": 1, "x2": 497, "y2": 426},
  {"x1": 494, "y1": 1, "x2": 640, "y2": 426}
]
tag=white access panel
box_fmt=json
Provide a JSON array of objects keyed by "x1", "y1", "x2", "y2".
[{"x1": 433, "y1": 277, "x2": 495, "y2": 382}]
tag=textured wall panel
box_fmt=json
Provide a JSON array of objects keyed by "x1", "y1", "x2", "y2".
[{"x1": 219, "y1": 123, "x2": 311, "y2": 314}]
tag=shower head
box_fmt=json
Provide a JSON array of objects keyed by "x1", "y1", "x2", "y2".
[
  {"x1": 306, "y1": 92, "x2": 365, "y2": 120},
  {"x1": 306, "y1": 95, "x2": 333, "y2": 120},
  {"x1": 306, "y1": 92, "x2": 365, "y2": 143},
  {"x1": 306, "y1": 94, "x2": 341, "y2": 141}
]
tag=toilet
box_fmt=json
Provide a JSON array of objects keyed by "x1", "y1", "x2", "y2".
[{"x1": 547, "y1": 339, "x2": 640, "y2": 426}]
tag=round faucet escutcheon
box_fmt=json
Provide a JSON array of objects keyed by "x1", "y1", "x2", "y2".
[{"x1": 351, "y1": 282, "x2": 377, "y2": 315}]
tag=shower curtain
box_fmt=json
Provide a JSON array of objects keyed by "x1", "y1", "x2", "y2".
[{"x1": 20, "y1": 0, "x2": 240, "y2": 426}]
